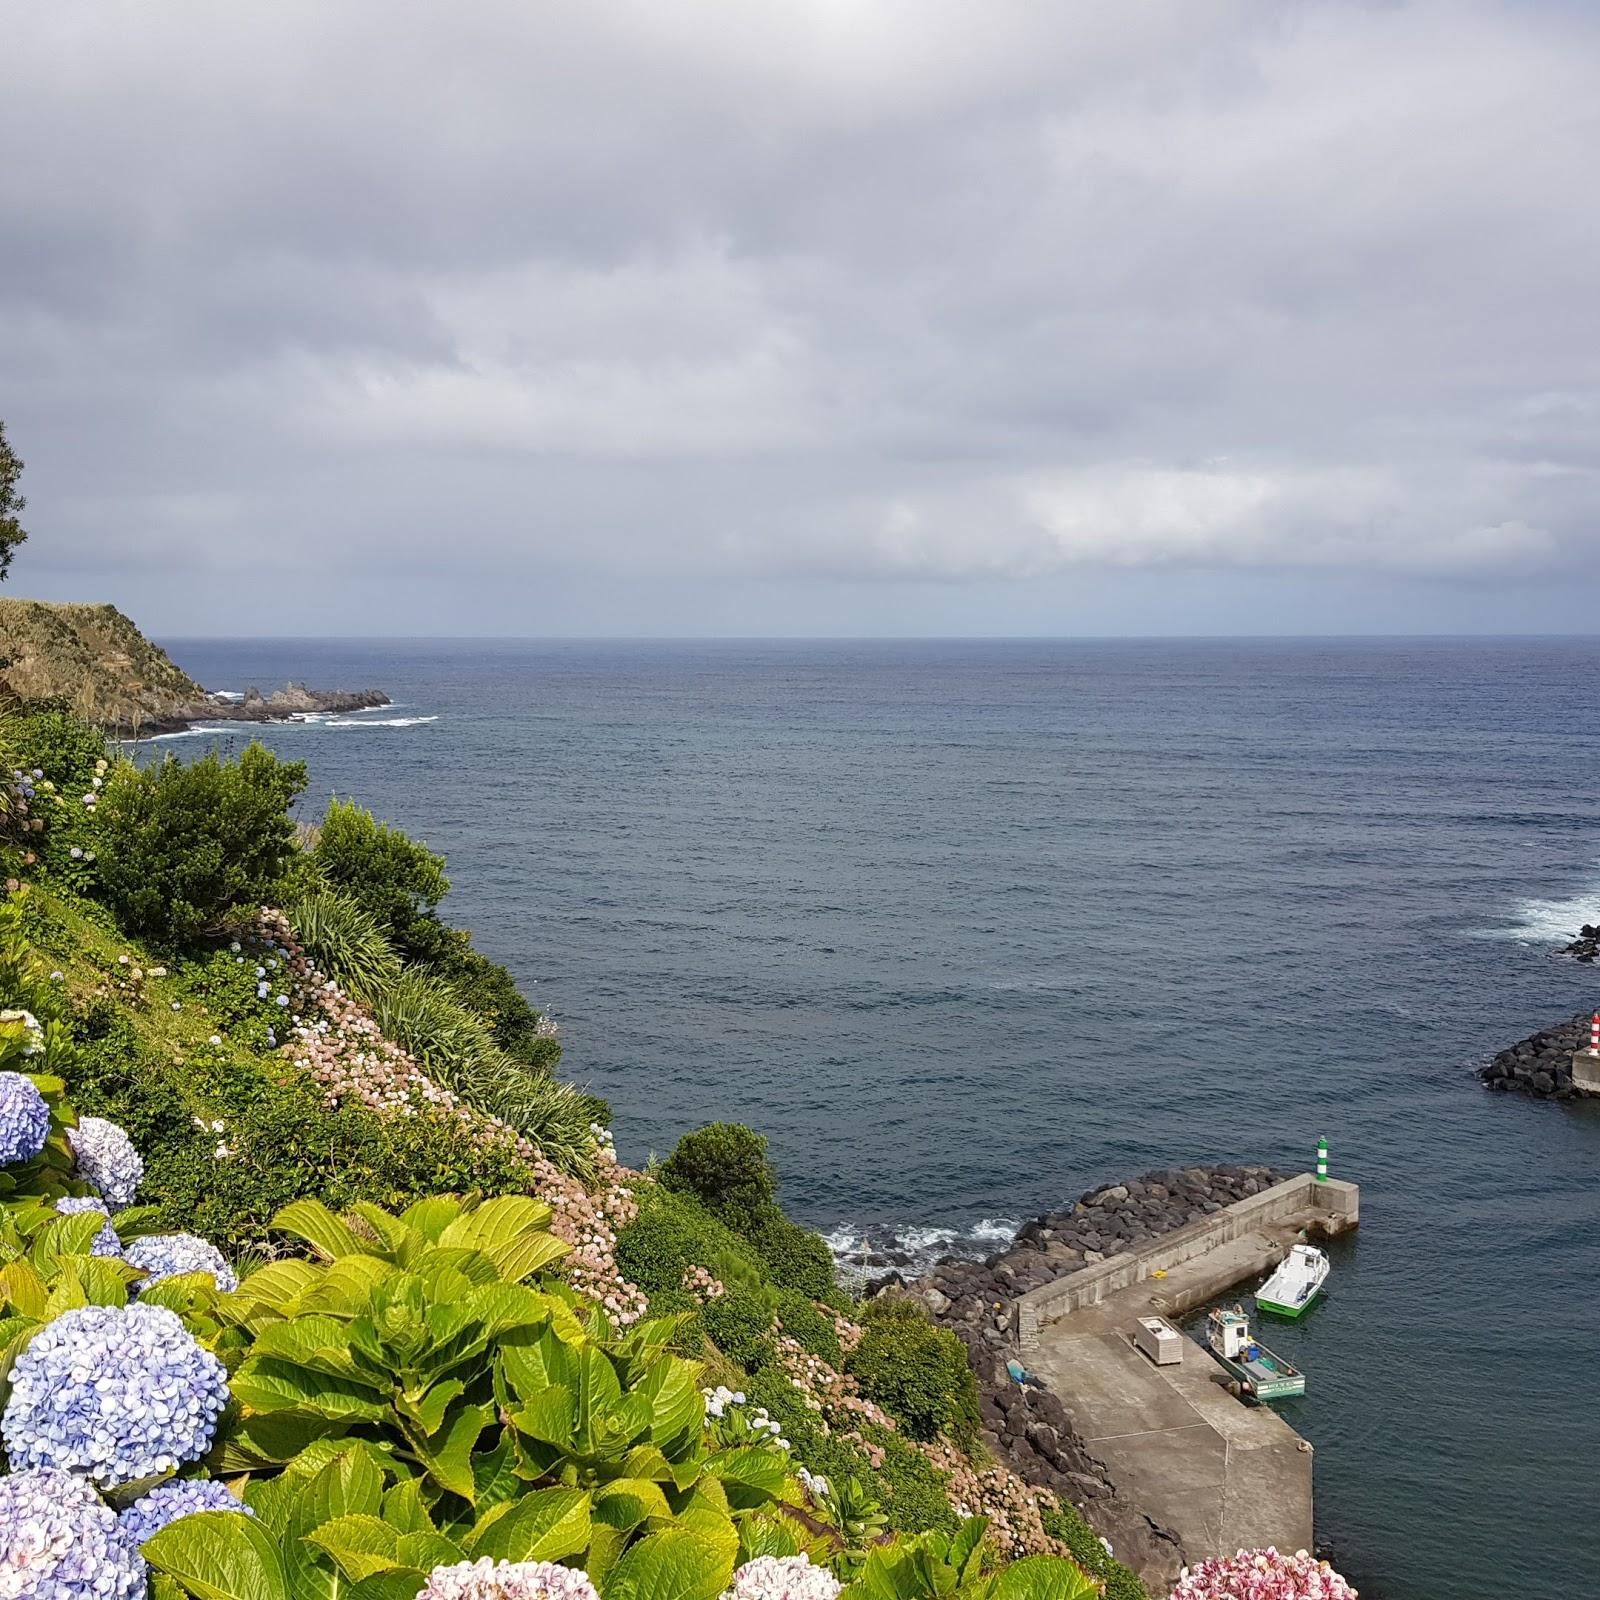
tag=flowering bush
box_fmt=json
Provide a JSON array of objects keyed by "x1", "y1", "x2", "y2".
[
  {"x1": 68, "y1": 1113, "x2": 143, "y2": 1205},
  {"x1": 251, "y1": 910, "x2": 645, "y2": 1322},
  {"x1": 126, "y1": 1230, "x2": 239, "y2": 1292},
  {"x1": 1170, "y1": 1549, "x2": 1358, "y2": 1599},
  {"x1": 53, "y1": 1195, "x2": 122, "y2": 1256},
  {"x1": 417, "y1": 1558, "x2": 602, "y2": 1599},
  {"x1": 2, "y1": 1302, "x2": 230, "y2": 1487},
  {"x1": 0, "y1": 1068, "x2": 50, "y2": 1163},
  {"x1": 722, "y1": 1555, "x2": 843, "y2": 1600},
  {"x1": 0, "y1": 1465, "x2": 146, "y2": 1598},
  {"x1": 118, "y1": 1479, "x2": 252, "y2": 1546}
]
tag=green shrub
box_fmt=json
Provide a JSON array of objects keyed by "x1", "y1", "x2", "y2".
[
  {"x1": 311, "y1": 796, "x2": 448, "y2": 951},
  {"x1": 869, "y1": 1430, "x2": 960, "y2": 1536},
  {"x1": 9, "y1": 706, "x2": 108, "y2": 795},
  {"x1": 847, "y1": 1300, "x2": 981, "y2": 1447},
  {"x1": 659, "y1": 1121, "x2": 777, "y2": 1226},
  {"x1": 93, "y1": 743, "x2": 307, "y2": 944},
  {"x1": 283, "y1": 884, "x2": 400, "y2": 1003},
  {"x1": 747, "y1": 1203, "x2": 836, "y2": 1299},
  {"x1": 699, "y1": 1285, "x2": 776, "y2": 1369},
  {"x1": 1041, "y1": 1505, "x2": 1148, "y2": 1599},
  {"x1": 614, "y1": 1183, "x2": 765, "y2": 1299},
  {"x1": 774, "y1": 1288, "x2": 842, "y2": 1365}
]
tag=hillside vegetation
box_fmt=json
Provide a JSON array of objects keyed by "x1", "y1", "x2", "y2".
[
  {"x1": 0, "y1": 694, "x2": 1155, "y2": 1599},
  {"x1": 0, "y1": 598, "x2": 205, "y2": 729}
]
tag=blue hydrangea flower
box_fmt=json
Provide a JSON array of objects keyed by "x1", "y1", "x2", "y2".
[
  {"x1": 119, "y1": 1478, "x2": 253, "y2": 1546},
  {"x1": 0, "y1": 1069, "x2": 51, "y2": 1165},
  {"x1": 126, "y1": 1232, "x2": 238, "y2": 1293},
  {"x1": 0, "y1": 1465, "x2": 147, "y2": 1597},
  {"x1": 69, "y1": 1115, "x2": 144, "y2": 1206},
  {"x1": 54, "y1": 1196, "x2": 123, "y2": 1257},
  {"x1": 3, "y1": 1302, "x2": 230, "y2": 1487}
]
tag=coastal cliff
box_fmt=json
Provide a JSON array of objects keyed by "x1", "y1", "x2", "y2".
[{"x1": 0, "y1": 597, "x2": 387, "y2": 734}]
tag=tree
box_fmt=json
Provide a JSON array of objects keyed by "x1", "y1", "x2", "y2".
[{"x1": 0, "y1": 421, "x2": 28, "y2": 581}]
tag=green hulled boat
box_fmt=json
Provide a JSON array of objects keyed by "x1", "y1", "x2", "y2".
[
  {"x1": 1254, "y1": 1243, "x2": 1329, "y2": 1318},
  {"x1": 1203, "y1": 1306, "x2": 1305, "y2": 1400}
]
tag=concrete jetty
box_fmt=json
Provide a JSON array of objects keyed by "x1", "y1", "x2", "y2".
[{"x1": 1014, "y1": 1174, "x2": 1359, "y2": 1583}]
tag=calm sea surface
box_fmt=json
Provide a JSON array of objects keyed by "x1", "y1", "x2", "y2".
[{"x1": 155, "y1": 638, "x2": 1598, "y2": 1600}]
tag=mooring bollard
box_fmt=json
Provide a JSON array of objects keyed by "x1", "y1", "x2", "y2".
[{"x1": 1316, "y1": 1136, "x2": 1328, "y2": 1183}]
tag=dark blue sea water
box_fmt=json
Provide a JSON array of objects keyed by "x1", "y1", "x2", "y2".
[{"x1": 153, "y1": 638, "x2": 1597, "y2": 1600}]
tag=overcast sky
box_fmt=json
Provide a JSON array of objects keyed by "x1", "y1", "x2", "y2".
[{"x1": 4, "y1": 1, "x2": 1598, "y2": 636}]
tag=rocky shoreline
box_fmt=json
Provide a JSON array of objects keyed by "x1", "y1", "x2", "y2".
[
  {"x1": 900, "y1": 1164, "x2": 1287, "y2": 1581},
  {"x1": 1478, "y1": 1011, "x2": 1592, "y2": 1099},
  {"x1": 123, "y1": 682, "x2": 391, "y2": 739}
]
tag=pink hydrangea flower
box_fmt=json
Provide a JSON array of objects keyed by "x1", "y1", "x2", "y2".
[
  {"x1": 1170, "y1": 1547, "x2": 1358, "y2": 1599},
  {"x1": 417, "y1": 1557, "x2": 601, "y2": 1599},
  {"x1": 722, "y1": 1555, "x2": 843, "y2": 1600}
]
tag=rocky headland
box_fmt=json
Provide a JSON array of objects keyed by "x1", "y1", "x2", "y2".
[
  {"x1": 898, "y1": 1164, "x2": 1286, "y2": 1580},
  {"x1": 0, "y1": 598, "x2": 387, "y2": 736}
]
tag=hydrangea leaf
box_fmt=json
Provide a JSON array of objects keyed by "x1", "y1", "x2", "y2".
[
  {"x1": 382, "y1": 1475, "x2": 437, "y2": 1535},
  {"x1": 231, "y1": 1355, "x2": 389, "y2": 1421},
  {"x1": 0, "y1": 1255, "x2": 47, "y2": 1316},
  {"x1": 302, "y1": 1512, "x2": 403, "y2": 1579},
  {"x1": 409, "y1": 1398, "x2": 493, "y2": 1500},
  {"x1": 636, "y1": 1353, "x2": 704, "y2": 1448},
  {"x1": 300, "y1": 1256, "x2": 397, "y2": 1315},
  {"x1": 510, "y1": 1383, "x2": 578, "y2": 1450},
  {"x1": 737, "y1": 1515, "x2": 802, "y2": 1563},
  {"x1": 395, "y1": 1377, "x2": 466, "y2": 1436},
  {"x1": 465, "y1": 1483, "x2": 593, "y2": 1563},
  {"x1": 592, "y1": 1476, "x2": 674, "y2": 1532},
  {"x1": 604, "y1": 1527, "x2": 736, "y2": 1600},
  {"x1": 249, "y1": 1315, "x2": 379, "y2": 1381},
  {"x1": 398, "y1": 1196, "x2": 465, "y2": 1242},
  {"x1": 145, "y1": 1505, "x2": 292, "y2": 1600},
  {"x1": 272, "y1": 1200, "x2": 373, "y2": 1262},
  {"x1": 982, "y1": 1554, "x2": 1101, "y2": 1600},
  {"x1": 703, "y1": 1447, "x2": 787, "y2": 1507},
  {"x1": 437, "y1": 1195, "x2": 554, "y2": 1263}
]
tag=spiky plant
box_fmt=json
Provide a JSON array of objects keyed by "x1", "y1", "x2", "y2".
[
  {"x1": 284, "y1": 886, "x2": 400, "y2": 1004},
  {"x1": 460, "y1": 1066, "x2": 600, "y2": 1180}
]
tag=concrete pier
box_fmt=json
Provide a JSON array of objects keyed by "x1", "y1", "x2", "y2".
[
  {"x1": 1014, "y1": 1174, "x2": 1359, "y2": 1589},
  {"x1": 1571, "y1": 1049, "x2": 1600, "y2": 1094}
]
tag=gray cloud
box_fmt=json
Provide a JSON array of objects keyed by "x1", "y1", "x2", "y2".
[{"x1": 3, "y1": 0, "x2": 1599, "y2": 633}]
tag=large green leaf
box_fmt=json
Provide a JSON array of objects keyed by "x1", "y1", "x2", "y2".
[
  {"x1": 702, "y1": 1447, "x2": 786, "y2": 1507},
  {"x1": 282, "y1": 1448, "x2": 389, "y2": 1599},
  {"x1": 409, "y1": 1400, "x2": 492, "y2": 1499},
  {"x1": 273, "y1": 1200, "x2": 373, "y2": 1261},
  {"x1": 466, "y1": 1485, "x2": 592, "y2": 1563},
  {"x1": 302, "y1": 1515, "x2": 401, "y2": 1581},
  {"x1": 249, "y1": 1317, "x2": 379, "y2": 1381},
  {"x1": 638, "y1": 1355, "x2": 703, "y2": 1448},
  {"x1": 231, "y1": 1357, "x2": 388, "y2": 1421},
  {"x1": 145, "y1": 1508, "x2": 292, "y2": 1600},
  {"x1": 592, "y1": 1477, "x2": 673, "y2": 1532},
  {"x1": 983, "y1": 1555, "x2": 1101, "y2": 1600},
  {"x1": 603, "y1": 1528, "x2": 736, "y2": 1600}
]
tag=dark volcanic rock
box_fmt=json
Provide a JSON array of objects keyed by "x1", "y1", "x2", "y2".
[
  {"x1": 1477, "y1": 1013, "x2": 1591, "y2": 1101},
  {"x1": 125, "y1": 682, "x2": 392, "y2": 739}
]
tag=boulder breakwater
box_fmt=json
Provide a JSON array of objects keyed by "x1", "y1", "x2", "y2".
[{"x1": 1479, "y1": 1012, "x2": 1594, "y2": 1099}]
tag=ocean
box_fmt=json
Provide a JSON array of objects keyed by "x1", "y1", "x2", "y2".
[{"x1": 153, "y1": 637, "x2": 1598, "y2": 1600}]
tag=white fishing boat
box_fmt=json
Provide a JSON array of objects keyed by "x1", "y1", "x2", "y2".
[
  {"x1": 1203, "y1": 1305, "x2": 1305, "y2": 1399},
  {"x1": 1254, "y1": 1243, "x2": 1329, "y2": 1318}
]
